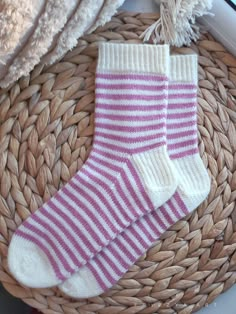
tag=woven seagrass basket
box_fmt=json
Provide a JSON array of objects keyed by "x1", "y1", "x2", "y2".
[{"x1": 1, "y1": 12, "x2": 236, "y2": 314}]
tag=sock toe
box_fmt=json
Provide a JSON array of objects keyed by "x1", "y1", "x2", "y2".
[
  {"x1": 60, "y1": 267, "x2": 103, "y2": 298},
  {"x1": 8, "y1": 235, "x2": 59, "y2": 288}
]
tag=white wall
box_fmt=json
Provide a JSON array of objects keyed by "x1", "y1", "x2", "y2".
[{"x1": 201, "y1": 1, "x2": 236, "y2": 56}]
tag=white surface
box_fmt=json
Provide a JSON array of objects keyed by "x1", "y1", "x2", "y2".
[{"x1": 121, "y1": 0, "x2": 236, "y2": 313}]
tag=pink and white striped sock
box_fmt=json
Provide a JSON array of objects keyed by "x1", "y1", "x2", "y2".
[
  {"x1": 8, "y1": 43, "x2": 178, "y2": 288},
  {"x1": 59, "y1": 55, "x2": 211, "y2": 298}
]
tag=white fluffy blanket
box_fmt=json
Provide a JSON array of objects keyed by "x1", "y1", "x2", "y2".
[{"x1": 0, "y1": 0, "x2": 125, "y2": 88}]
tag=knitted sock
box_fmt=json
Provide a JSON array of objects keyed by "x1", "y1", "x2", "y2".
[
  {"x1": 59, "y1": 54, "x2": 211, "y2": 298},
  {"x1": 8, "y1": 43, "x2": 178, "y2": 288}
]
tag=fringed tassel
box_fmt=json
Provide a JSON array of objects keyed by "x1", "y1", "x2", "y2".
[{"x1": 141, "y1": 0, "x2": 213, "y2": 47}]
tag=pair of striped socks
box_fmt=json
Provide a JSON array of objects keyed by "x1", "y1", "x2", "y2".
[{"x1": 8, "y1": 43, "x2": 210, "y2": 298}]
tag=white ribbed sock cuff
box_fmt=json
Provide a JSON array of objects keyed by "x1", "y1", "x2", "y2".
[
  {"x1": 98, "y1": 43, "x2": 169, "y2": 75},
  {"x1": 170, "y1": 55, "x2": 198, "y2": 84}
]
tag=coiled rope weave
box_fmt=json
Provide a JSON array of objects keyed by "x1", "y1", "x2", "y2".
[{"x1": 0, "y1": 12, "x2": 236, "y2": 314}]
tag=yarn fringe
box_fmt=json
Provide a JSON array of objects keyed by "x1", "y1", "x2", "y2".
[{"x1": 141, "y1": 0, "x2": 213, "y2": 47}]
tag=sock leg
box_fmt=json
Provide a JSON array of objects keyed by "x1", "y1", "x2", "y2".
[
  {"x1": 8, "y1": 43, "x2": 177, "y2": 288},
  {"x1": 59, "y1": 54, "x2": 210, "y2": 298}
]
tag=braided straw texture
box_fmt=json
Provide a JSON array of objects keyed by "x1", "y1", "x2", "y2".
[{"x1": 0, "y1": 11, "x2": 236, "y2": 314}]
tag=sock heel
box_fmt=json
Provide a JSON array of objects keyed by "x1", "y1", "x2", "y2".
[
  {"x1": 131, "y1": 146, "x2": 178, "y2": 208},
  {"x1": 173, "y1": 155, "x2": 211, "y2": 209}
]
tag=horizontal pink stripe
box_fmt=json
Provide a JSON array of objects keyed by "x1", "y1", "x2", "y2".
[
  {"x1": 100, "y1": 255, "x2": 125, "y2": 280},
  {"x1": 89, "y1": 262, "x2": 110, "y2": 290},
  {"x1": 69, "y1": 179, "x2": 118, "y2": 235},
  {"x1": 96, "y1": 113, "x2": 166, "y2": 122},
  {"x1": 96, "y1": 130, "x2": 165, "y2": 144},
  {"x1": 94, "y1": 139, "x2": 166, "y2": 154},
  {"x1": 134, "y1": 220, "x2": 156, "y2": 245},
  {"x1": 93, "y1": 257, "x2": 118, "y2": 288},
  {"x1": 84, "y1": 158, "x2": 117, "y2": 182},
  {"x1": 159, "y1": 204, "x2": 175, "y2": 226},
  {"x1": 152, "y1": 206, "x2": 169, "y2": 229},
  {"x1": 30, "y1": 212, "x2": 81, "y2": 267},
  {"x1": 86, "y1": 158, "x2": 142, "y2": 223},
  {"x1": 40, "y1": 202, "x2": 94, "y2": 261},
  {"x1": 84, "y1": 155, "x2": 118, "y2": 177},
  {"x1": 169, "y1": 83, "x2": 197, "y2": 90},
  {"x1": 151, "y1": 208, "x2": 168, "y2": 230},
  {"x1": 142, "y1": 213, "x2": 161, "y2": 237},
  {"x1": 126, "y1": 160, "x2": 154, "y2": 211},
  {"x1": 167, "y1": 120, "x2": 196, "y2": 129},
  {"x1": 92, "y1": 146, "x2": 126, "y2": 163},
  {"x1": 51, "y1": 194, "x2": 101, "y2": 257},
  {"x1": 103, "y1": 244, "x2": 133, "y2": 272},
  {"x1": 131, "y1": 227, "x2": 150, "y2": 250},
  {"x1": 74, "y1": 169, "x2": 127, "y2": 231},
  {"x1": 81, "y1": 163, "x2": 133, "y2": 225},
  {"x1": 174, "y1": 192, "x2": 189, "y2": 216},
  {"x1": 168, "y1": 111, "x2": 195, "y2": 120},
  {"x1": 95, "y1": 122, "x2": 166, "y2": 133},
  {"x1": 114, "y1": 167, "x2": 147, "y2": 217},
  {"x1": 167, "y1": 129, "x2": 197, "y2": 140},
  {"x1": 97, "y1": 222, "x2": 158, "y2": 286},
  {"x1": 164, "y1": 197, "x2": 180, "y2": 221},
  {"x1": 23, "y1": 220, "x2": 74, "y2": 274},
  {"x1": 96, "y1": 93, "x2": 167, "y2": 101},
  {"x1": 92, "y1": 140, "x2": 127, "y2": 154},
  {"x1": 86, "y1": 158, "x2": 140, "y2": 223},
  {"x1": 89, "y1": 155, "x2": 145, "y2": 220},
  {"x1": 168, "y1": 93, "x2": 196, "y2": 99},
  {"x1": 88, "y1": 197, "x2": 186, "y2": 288},
  {"x1": 96, "y1": 103, "x2": 166, "y2": 111},
  {"x1": 148, "y1": 200, "x2": 175, "y2": 232},
  {"x1": 15, "y1": 230, "x2": 65, "y2": 280},
  {"x1": 84, "y1": 195, "x2": 191, "y2": 289},
  {"x1": 97, "y1": 72, "x2": 168, "y2": 82},
  {"x1": 89, "y1": 154, "x2": 121, "y2": 173},
  {"x1": 120, "y1": 229, "x2": 145, "y2": 256},
  {"x1": 63, "y1": 182, "x2": 112, "y2": 241},
  {"x1": 130, "y1": 141, "x2": 167, "y2": 154},
  {"x1": 168, "y1": 138, "x2": 198, "y2": 151},
  {"x1": 111, "y1": 239, "x2": 138, "y2": 264},
  {"x1": 96, "y1": 83, "x2": 166, "y2": 91},
  {"x1": 45, "y1": 201, "x2": 94, "y2": 260},
  {"x1": 118, "y1": 170, "x2": 147, "y2": 217},
  {"x1": 168, "y1": 102, "x2": 196, "y2": 110},
  {"x1": 152, "y1": 193, "x2": 189, "y2": 230},
  {"x1": 85, "y1": 195, "x2": 192, "y2": 288},
  {"x1": 169, "y1": 147, "x2": 199, "y2": 159}
]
